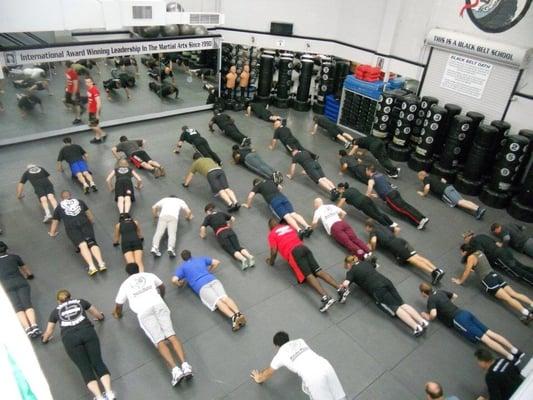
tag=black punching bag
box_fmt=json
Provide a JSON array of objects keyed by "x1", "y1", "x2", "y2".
[
  {"x1": 274, "y1": 52, "x2": 293, "y2": 108},
  {"x1": 256, "y1": 51, "x2": 275, "y2": 103},
  {"x1": 293, "y1": 55, "x2": 314, "y2": 111}
]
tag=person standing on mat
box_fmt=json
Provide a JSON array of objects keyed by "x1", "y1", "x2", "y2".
[
  {"x1": 311, "y1": 115, "x2": 354, "y2": 148},
  {"x1": 251, "y1": 331, "x2": 346, "y2": 400},
  {"x1": 112, "y1": 213, "x2": 145, "y2": 272},
  {"x1": 269, "y1": 119, "x2": 317, "y2": 159},
  {"x1": 340, "y1": 256, "x2": 429, "y2": 336},
  {"x1": 351, "y1": 136, "x2": 399, "y2": 178},
  {"x1": 366, "y1": 165, "x2": 429, "y2": 229},
  {"x1": 338, "y1": 149, "x2": 370, "y2": 184},
  {"x1": 174, "y1": 126, "x2": 222, "y2": 165},
  {"x1": 419, "y1": 283, "x2": 525, "y2": 364},
  {"x1": 57, "y1": 137, "x2": 97, "y2": 194},
  {"x1": 42, "y1": 289, "x2": 116, "y2": 400},
  {"x1": 232, "y1": 145, "x2": 284, "y2": 184},
  {"x1": 151, "y1": 195, "x2": 193, "y2": 258},
  {"x1": 106, "y1": 158, "x2": 143, "y2": 214},
  {"x1": 48, "y1": 191, "x2": 107, "y2": 276},
  {"x1": 453, "y1": 244, "x2": 533, "y2": 324},
  {"x1": 244, "y1": 178, "x2": 312, "y2": 238},
  {"x1": 113, "y1": 263, "x2": 193, "y2": 387},
  {"x1": 246, "y1": 102, "x2": 281, "y2": 122},
  {"x1": 267, "y1": 218, "x2": 344, "y2": 312},
  {"x1": 312, "y1": 198, "x2": 371, "y2": 260},
  {"x1": 85, "y1": 77, "x2": 107, "y2": 144},
  {"x1": 112, "y1": 136, "x2": 165, "y2": 178},
  {"x1": 490, "y1": 222, "x2": 533, "y2": 258},
  {"x1": 17, "y1": 164, "x2": 58, "y2": 223},
  {"x1": 209, "y1": 111, "x2": 251, "y2": 147},
  {"x1": 365, "y1": 219, "x2": 445, "y2": 284},
  {"x1": 64, "y1": 61, "x2": 82, "y2": 125},
  {"x1": 475, "y1": 348, "x2": 524, "y2": 400},
  {"x1": 172, "y1": 250, "x2": 247, "y2": 331},
  {"x1": 287, "y1": 149, "x2": 340, "y2": 201},
  {"x1": 417, "y1": 171, "x2": 486, "y2": 219},
  {"x1": 183, "y1": 153, "x2": 240, "y2": 212},
  {"x1": 0, "y1": 241, "x2": 41, "y2": 338},
  {"x1": 336, "y1": 182, "x2": 399, "y2": 232},
  {"x1": 200, "y1": 203, "x2": 255, "y2": 270}
]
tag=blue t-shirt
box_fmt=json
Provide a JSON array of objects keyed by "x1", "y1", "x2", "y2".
[{"x1": 174, "y1": 257, "x2": 215, "y2": 294}]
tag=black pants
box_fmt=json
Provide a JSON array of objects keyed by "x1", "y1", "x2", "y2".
[
  {"x1": 62, "y1": 327, "x2": 110, "y2": 384},
  {"x1": 492, "y1": 248, "x2": 533, "y2": 287},
  {"x1": 348, "y1": 165, "x2": 369, "y2": 184},
  {"x1": 223, "y1": 125, "x2": 247, "y2": 144},
  {"x1": 384, "y1": 190, "x2": 425, "y2": 226},
  {"x1": 357, "y1": 198, "x2": 394, "y2": 227},
  {"x1": 217, "y1": 228, "x2": 242, "y2": 255},
  {"x1": 194, "y1": 138, "x2": 222, "y2": 165},
  {"x1": 371, "y1": 142, "x2": 397, "y2": 174}
]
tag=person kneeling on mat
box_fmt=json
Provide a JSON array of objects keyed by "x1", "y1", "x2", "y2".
[
  {"x1": 419, "y1": 283, "x2": 525, "y2": 365},
  {"x1": 365, "y1": 219, "x2": 445, "y2": 285},
  {"x1": 57, "y1": 137, "x2": 97, "y2": 194},
  {"x1": 209, "y1": 111, "x2": 251, "y2": 147},
  {"x1": 113, "y1": 213, "x2": 145, "y2": 272},
  {"x1": 17, "y1": 164, "x2": 58, "y2": 223},
  {"x1": 417, "y1": 171, "x2": 486, "y2": 219},
  {"x1": 232, "y1": 145, "x2": 284, "y2": 184},
  {"x1": 246, "y1": 102, "x2": 281, "y2": 122},
  {"x1": 311, "y1": 115, "x2": 354, "y2": 149},
  {"x1": 106, "y1": 159, "x2": 143, "y2": 214},
  {"x1": 48, "y1": 191, "x2": 106, "y2": 276},
  {"x1": 200, "y1": 203, "x2": 255, "y2": 270},
  {"x1": 172, "y1": 250, "x2": 247, "y2": 331},
  {"x1": 112, "y1": 136, "x2": 165, "y2": 178},
  {"x1": 267, "y1": 218, "x2": 343, "y2": 312},
  {"x1": 490, "y1": 222, "x2": 533, "y2": 259},
  {"x1": 341, "y1": 256, "x2": 429, "y2": 337}
]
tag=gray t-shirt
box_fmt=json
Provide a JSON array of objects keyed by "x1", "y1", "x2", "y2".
[{"x1": 116, "y1": 140, "x2": 143, "y2": 157}]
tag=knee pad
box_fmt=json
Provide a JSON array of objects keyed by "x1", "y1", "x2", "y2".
[{"x1": 86, "y1": 238, "x2": 97, "y2": 248}]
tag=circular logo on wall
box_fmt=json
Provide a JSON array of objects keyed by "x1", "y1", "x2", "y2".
[
  {"x1": 509, "y1": 143, "x2": 520, "y2": 152},
  {"x1": 501, "y1": 168, "x2": 510, "y2": 176},
  {"x1": 426, "y1": 136, "x2": 434, "y2": 144},
  {"x1": 506, "y1": 153, "x2": 516, "y2": 162},
  {"x1": 461, "y1": 0, "x2": 532, "y2": 33}
]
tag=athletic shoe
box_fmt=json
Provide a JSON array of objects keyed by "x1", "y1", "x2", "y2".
[
  {"x1": 231, "y1": 314, "x2": 240, "y2": 331},
  {"x1": 151, "y1": 247, "x2": 162, "y2": 257},
  {"x1": 387, "y1": 168, "x2": 400, "y2": 179},
  {"x1": 247, "y1": 255, "x2": 255, "y2": 267},
  {"x1": 181, "y1": 362, "x2": 193, "y2": 380},
  {"x1": 431, "y1": 268, "x2": 445, "y2": 285},
  {"x1": 43, "y1": 214, "x2": 52, "y2": 223},
  {"x1": 413, "y1": 325, "x2": 425, "y2": 337},
  {"x1": 84, "y1": 186, "x2": 90, "y2": 194},
  {"x1": 98, "y1": 263, "x2": 107, "y2": 272},
  {"x1": 104, "y1": 391, "x2": 116, "y2": 400},
  {"x1": 329, "y1": 188, "x2": 340, "y2": 201},
  {"x1": 343, "y1": 141, "x2": 351, "y2": 149},
  {"x1": 153, "y1": 167, "x2": 162, "y2": 178},
  {"x1": 513, "y1": 351, "x2": 525, "y2": 366},
  {"x1": 420, "y1": 319, "x2": 429, "y2": 329},
  {"x1": 273, "y1": 171, "x2": 284, "y2": 185},
  {"x1": 337, "y1": 287, "x2": 350, "y2": 304},
  {"x1": 475, "y1": 207, "x2": 487, "y2": 220},
  {"x1": 241, "y1": 137, "x2": 251, "y2": 147},
  {"x1": 417, "y1": 217, "x2": 429, "y2": 230},
  {"x1": 240, "y1": 258, "x2": 249, "y2": 270},
  {"x1": 91, "y1": 185, "x2": 98, "y2": 192},
  {"x1": 88, "y1": 267, "x2": 98, "y2": 276},
  {"x1": 363, "y1": 252, "x2": 373, "y2": 260},
  {"x1": 298, "y1": 230, "x2": 305, "y2": 240},
  {"x1": 90, "y1": 138, "x2": 102, "y2": 144},
  {"x1": 236, "y1": 313, "x2": 247, "y2": 328},
  {"x1": 519, "y1": 314, "x2": 531, "y2": 325},
  {"x1": 159, "y1": 167, "x2": 166, "y2": 177},
  {"x1": 29, "y1": 325, "x2": 42, "y2": 338},
  {"x1": 303, "y1": 227, "x2": 313, "y2": 238},
  {"x1": 171, "y1": 366, "x2": 184, "y2": 386},
  {"x1": 72, "y1": 118, "x2": 82, "y2": 125},
  {"x1": 319, "y1": 296, "x2": 336, "y2": 312},
  {"x1": 168, "y1": 249, "x2": 176, "y2": 258}
]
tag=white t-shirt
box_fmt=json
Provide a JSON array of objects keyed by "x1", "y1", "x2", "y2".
[
  {"x1": 313, "y1": 204, "x2": 341, "y2": 235},
  {"x1": 24, "y1": 68, "x2": 45, "y2": 79},
  {"x1": 270, "y1": 339, "x2": 327, "y2": 383},
  {"x1": 153, "y1": 197, "x2": 189, "y2": 219},
  {"x1": 115, "y1": 272, "x2": 164, "y2": 315}
]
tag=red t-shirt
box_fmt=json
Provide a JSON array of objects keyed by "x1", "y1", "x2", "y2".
[
  {"x1": 87, "y1": 86, "x2": 100, "y2": 113},
  {"x1": 65, "y1": 68, "x2": 79, "y2": 94},
  {"x1": 268, "y1": 224, "x2": 306, "y2": 283}
]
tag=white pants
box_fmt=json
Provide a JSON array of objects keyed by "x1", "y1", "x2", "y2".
[
  {"x1": 302, "y1": 359, "x2": 346, "y2": 400},
  {"x1": 152, "y1": 215, "x2": 178, "y2": 250}
]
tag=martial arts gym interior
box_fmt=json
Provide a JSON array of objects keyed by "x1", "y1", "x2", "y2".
[{"x1": 1, "y1": 1, "x2": 532, "y2": 400}]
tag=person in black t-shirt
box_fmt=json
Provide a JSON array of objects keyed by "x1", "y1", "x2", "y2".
[
  {"x1": 341, "y1": 256, "x2": 428, "y2": 336},
  {"x1": 417, "y1": 171, "x2": 486, "y2": 219},
  {"x1": 311, "y1": 115, "x2": 354, "y2": 148},
  {"x1": 0, "y1": 241, "x2": 41, "y2": 337},
  {"x1": 338, "y1": 149, "x2": 369, "y2": 184},
  {"x1": 200, "y1": 203, "x2": 255, "y2": 270},
  {"x1": 244, "y1": 178, "x2": 312, "y2": 238},
  {"x1": 175, "y1": 126, "x2": 222, "y2": 165},
  {"x1": 57, "y1": 137, "x2": 97, "y2": 193},
  {"x1": 113, "y1": 213, "x2": 145, "y2": 271},
  {"x1": 231, "y1": 145, "x2": 283, "y2": 184},
  {"x1": 475, "y1": 348, "x2": 524, "y2": 400},
  {"x1": 149, "y1": 81, "x2": 179, "y2": 99},
  {"x1": 269, "y1": 119, "x2": 318, "y2": 159},
  {"x1": 106, "y1": 159, "x2": 143, "y2": 214},
  {"x1": 17, "y1": 92, "x2": 43, "y2": 116},
  {"x1": 490, "y1": 222, "x2": 533, "y2": 258},
  {"x1": 42, "y1": 289, "x2": 116, "y2": 400},
  {"x1": 49, "y1": 190, "x2": 107, "y2": 276},
  {"x1": 102, "y1": 77, "x2": 131, "y2": 101},
  {"x1": 351, "y1": 136, "x2": 399, "y2": 178},
  {"x1": 288, "y1": 149, "x2": 340, "y2": 201},
  {"x1": 16, "y1": 164, "x2": 58, "y2": 223},
  {"x1": 419, "y1": 283, "x2": 524, "y2": 363},
  {"x1": 246, "y1": 102, "x2": 281, "y2": 122},
  {"x1": 209, "y1": 111, "x2": 251, "y2": 147}
]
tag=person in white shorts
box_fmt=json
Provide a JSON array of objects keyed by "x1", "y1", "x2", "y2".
[
  {"x1": 171, "y1": 250, "x2": 247, "y2": 331},
  {"x1": 151, "y1": 195, "x2": 193, "y2": 258},
  {"x1": 251, "y1": 331, "x2": 346, "y2": 400},
  {"x1": 112, "y1": 263, "x2": 193, "y2": 386}
]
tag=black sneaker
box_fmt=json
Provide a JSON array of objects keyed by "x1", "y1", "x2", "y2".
[
  {"x1": 303, "y1": 227, "x2": 313, "y2": 238},
  {"x1": 72, "y1": 118, "x2": 82, "y2": 125},
  {"x1": 330, "y1": 189, "x2": 340, "y2": 201},
  {"x1": 513, "y1": 351, "x2": 525, "y2": 366},
  {"x1": 273, "y1": 171, "x2": 284, "y2": 185},
  {"x1": 337, "y1": 287, "x2": 350, "y2": 304},
  {"x1": 90, "y1": 138, "x2": 102, "y2": 144},
  {"x1": 241, "y1": 137, "x2": 251, "y2": 147},
  {"x1": 297, "y1": 230, "x2": 305, "y2": 240},
  {"x1": 319, "y1": 296, "x2": 336, "y2": 312},
  {"x1": 431, "y1": 268, "x2": 445, "y2": 285},
  {"x1": 387, "y1": 169, "x2": 400, "y2": 179},
  {"x1": 413, "y1": 325, "x2": 425, "y2": 337},
  {"x1": 475, "y1": 207, "x2": 487, "y2": 220},
  {"x1": 91, "y1": 185, "x2": 98, "y2": 192},
  {"x1": 343, "y1": 141, "x2": 351, "y2": 149},
  {"x1": 83, "y1": 186, "x2": 90, "y2": 194}
]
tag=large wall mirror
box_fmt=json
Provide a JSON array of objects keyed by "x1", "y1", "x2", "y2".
[{"x1": 0, "y1": 35, "x2": 221, "y2": 145}]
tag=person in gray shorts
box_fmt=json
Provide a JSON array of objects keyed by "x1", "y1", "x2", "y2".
[
  {"x1": 417, "y1": 171, "x2": 486, "y2": 220},
  {"x1": 172, "y1": 250, "x2": 247, "y2": 331}
]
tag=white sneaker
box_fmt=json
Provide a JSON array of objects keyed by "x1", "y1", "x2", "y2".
[
  {"x1": 417, "y1": 217, "x2": 429, "y2": 230},
  {"x1": 104, "y1": 391, "x2": 116, "y2": 400},
  {"x1": 240, "y1": 258, "x2": 249, "y2": 270},
  {"x1": 167, "y1": 248, "x2": 176, "y2": 258},
  {"x1": 171, "y1": 366, "x2": 184, "y2": 386},
  {"x1": 181, "y1": 362, "x2": 193, "y2": 380},
  {"x1": 151, "y1": 247, "x2": 162, "y2": 257},
  {"x1": 420, "y1": 319, "x2": 429, "y2": 329},
  {"x1": 43, "y1": 214, "x2": 52, "y2": 223},
  {"x1": 247, "y1": 255, "x2": 255, "y2": 267}
]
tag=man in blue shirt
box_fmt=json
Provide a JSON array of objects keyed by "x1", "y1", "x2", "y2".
[{"x1": 171, "y1": 250, "x2": 246, "y2": 331}]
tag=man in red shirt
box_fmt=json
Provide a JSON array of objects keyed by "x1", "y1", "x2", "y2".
[
  {"x1": 266, "y1": 218, "x2": 343, "y2": 312},
  {"x1": 64, "y1": 61, "x2": 82, "y2": 125},
  {"x1": 86, "y1": 77, "x2": 107, "y2": 144}
]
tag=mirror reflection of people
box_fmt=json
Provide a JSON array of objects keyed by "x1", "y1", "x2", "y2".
[
  {"x1": 16, "y1": 92, "x2": 43, "y2": 117},
  {"x1": 149, "y1": 81, "x2": 179, "y2": 99},
  {"x1": 225, "y1": 65, "x2": 237, "y2": 98},
  {"x1": 239, "y1": 64, "x2": 250, "y2": 98},
  {"x1": 64, "y1": 61, "x2": 82, "y2": 124},
  {"x1": 85, "y1": 77, "x2": 107, "y2": 144},
  {"x1": 13, "y1": 78, "x2": 51, "y2": 95},
  {"x1": 16, "y1": 164, "x2": 57, "y2": 223}
]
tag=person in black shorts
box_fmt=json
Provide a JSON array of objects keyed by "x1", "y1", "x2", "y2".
[
  {"x1": 209, "y1": 111, "x2": 251, "y2": 147},
  {"x1": 200, "y1": 203, "x2": 255, "y2": 270},
  {"x1": 351, "y1": 136, "x2": 399, "y2": 178},
  {"x1": 16, "y1": 164, "x2": 58, "y2": 223},
  {"x1": 112, "y1": 136, "x2": 165, "y2": 177},
  {"x1": 269, "y1": 120, "x2": 317, "y2": 159},
  {"x1": 48, "y1": 191, "x2": 107, "y2": 276},
  {"x1": 232, "y1": 145, "x2": 284, "y2": 184},
  {"x1": 174, "y1": 126, "x2": 222, "y2": 165},
  {"x1": 244, "y1": 178, "x2": 312, "y2": 238},
  {"x1": 287, "y1": 149, "x2": 340, "y2": 201},
  {"x1": 340, "y1": 255, "x2": 429, "y2": 336},
  {"x1": 57, "y1": 137, "x2": 97, "y2": 194},
  {"x1": 419, "y1": 283, "x2": 524, "y2": 363},
  {"x1": 336, "y1": 182, "x2": 398, "y2": 231},
  {"x1": 365, "y1": 219, "x2": 445, "y2": 284},
  {"x1": 106, "y1": 159, "x2": 143, "y2": 214},
  {"x1": 338, "y1": 149, "x2": 370, "y2": 184},
  {"x1": 42, "y1": 289, "x2": 116, "y2": 400},
  {"x1": 475, "y1": 349, "x2": 524, "y2": 400},
  {"x1": 311, "y1": 115, "x2": 354, "y2": 148},
  {"x1": 149, "y1": 81, "x2": 179, "y2": 99},
  {"x1": 417, "y1": 171, "x2": 486, "y2": 219},
  {"x1": 0, "y1": 241, "x2": 41, "y2": 338},
  {"x1": 454, "y1": 244, "x2": 533, "y2": 324},
  {"x1": 16, "y1": 93, "x2": 43, "y2": 117},
  {"x1": 246, "y1": 102, "x2": 281, "y2": 122},
  {"x1": 113, "y1": 213, "x2": 145, "y2": 272}
]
